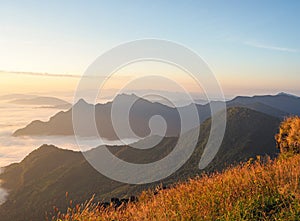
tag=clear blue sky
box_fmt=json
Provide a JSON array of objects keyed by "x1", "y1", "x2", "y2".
[{"x1": 0, "y1": 0, "x2": 299, "y2": 96}]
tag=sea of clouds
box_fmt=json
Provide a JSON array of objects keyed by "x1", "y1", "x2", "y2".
[{"x1": 0, "y1": 101, "x2": 137, "y2": 204}]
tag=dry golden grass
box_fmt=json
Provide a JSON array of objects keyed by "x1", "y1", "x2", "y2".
[
  {"x1": 276, "y1": 116, "x2": 300, "y2": 155},
  {"x1": 54, "y1": 154, "x2": 300, "y2": 221}
]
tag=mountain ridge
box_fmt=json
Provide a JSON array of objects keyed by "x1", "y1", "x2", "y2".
[{"x1": 12, "y1": 93, "x2": 297, "y2": 139}]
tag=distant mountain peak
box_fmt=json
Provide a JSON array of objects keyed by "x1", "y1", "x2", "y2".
[
  {"x1": 113, "y1": 93, "x2": 148, "y2": 103},
  {"x1": 74, "y1": 98, "x2": 90, "y2": 106},
  {"x1": 277, "y1": 92, "x2": 299, "y2": 98},
  {"x1": 36, "y1": 144, "x2": 59, "y2": 152},
  {"x1": 114, "y1": 93, "x2": 139, "y2": 99}
]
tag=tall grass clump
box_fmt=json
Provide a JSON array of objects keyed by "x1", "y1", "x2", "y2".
[{"x1": 276, "y1": 116, "x2": 300, "y2": 156}]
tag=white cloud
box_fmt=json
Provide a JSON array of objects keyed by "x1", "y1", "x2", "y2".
[
  {"x1": 244, "y1": 41, "x2": 298, "y2": 53},
  {"x1": 0, "y1": 70, "x2": 82, "y2": 78}
]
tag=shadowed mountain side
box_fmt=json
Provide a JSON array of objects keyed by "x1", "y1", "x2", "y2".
[
  {"x1": 1, "y1": 107, "x2": 280, "y2": 221},
  {"x1": 196, "y1": 107, "x2": 280, "y2": 171},
  {"x1": 104, "y1": 107, "x2": 280, "y2": 174},
  {"x1": 102, "y1": 135, "x2": 179, "y2": 164},
  {"x1": 227, "y1": 101, "x2": 288, "y2": 118}
]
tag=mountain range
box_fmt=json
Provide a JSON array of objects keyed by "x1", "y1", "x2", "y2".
[
  {"x1": 13, "y1": 92, "x2": 299, "y2": 139},
  {"x1": 13, "y1": 94, "x2": 183, "y2": 139},
  {"x1": 0, "y1": 106, "x2": 281, "y2": 221}
]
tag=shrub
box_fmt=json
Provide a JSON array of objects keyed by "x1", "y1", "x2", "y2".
[{"x1": 275, "y1": 116, "x2": 300, "y2": 155}]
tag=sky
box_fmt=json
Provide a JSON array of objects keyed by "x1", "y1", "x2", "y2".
[{"x1": 0, "y1": 0, "x2": 299, "y2": 97}]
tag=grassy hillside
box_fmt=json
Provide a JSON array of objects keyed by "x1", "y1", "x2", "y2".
[{"x1": 56, "y1": 154, "x2": 300, "y2": 221}]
